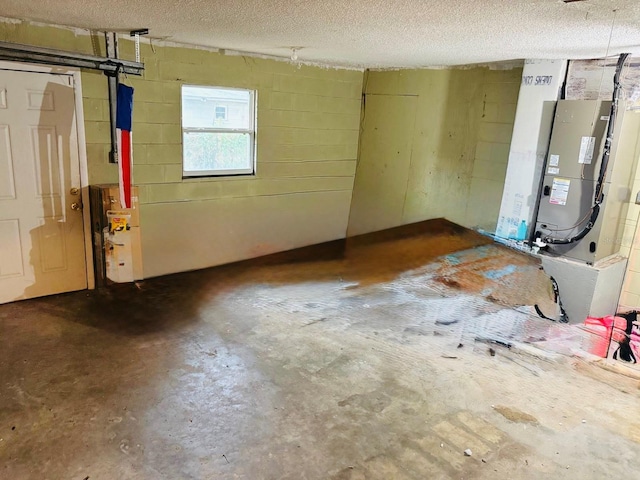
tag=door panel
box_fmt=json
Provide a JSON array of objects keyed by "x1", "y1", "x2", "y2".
[
  {"x1": 0, "y1": 124, "x2": 16, "y2": 199},
  {"x1": 0, "y1": 219, "x2": 23, "y2": 277},
  {"x1": 0, "y1": 69, "x2": 86, "y2": 303}
]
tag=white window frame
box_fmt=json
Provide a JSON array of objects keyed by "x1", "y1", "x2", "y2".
[{"x1": 181, "y1": 85, "x2": 257, "y2": 177}]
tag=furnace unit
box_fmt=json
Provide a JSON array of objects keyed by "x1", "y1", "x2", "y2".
[{"x1": 534, "y1": 99, "x2": 640, "y2": 263}]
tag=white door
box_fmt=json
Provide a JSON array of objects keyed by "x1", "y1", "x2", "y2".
[{"x1": 0, "y1": 69, "x2": 87, "y2": 303}]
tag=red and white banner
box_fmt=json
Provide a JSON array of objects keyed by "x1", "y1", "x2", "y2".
[{"x1": 116, "y1": 84, "x2": 134, "y2": 208}]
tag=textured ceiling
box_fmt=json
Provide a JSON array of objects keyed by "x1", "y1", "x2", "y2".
[{"x1": 1, "y1": 0, "x2": 640, "y2": 68}]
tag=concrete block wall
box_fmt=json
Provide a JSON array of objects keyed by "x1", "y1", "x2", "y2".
[
  {"x1": 467, "y1": 72, "x2": 520, "y2": 231},
  {"x1": 348, "y1": 67, "x2": 521, "y2": 236},
  {"x1": 616, "y1": 126, "x2": 640, "y2": 310},
  {"x1": 0, "y1": 20, "x2": 364, "y2": 278}
]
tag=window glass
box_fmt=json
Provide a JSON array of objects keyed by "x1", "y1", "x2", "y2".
[{"x1": 181, "y1": 85, "x2": 256, "y2": 176}]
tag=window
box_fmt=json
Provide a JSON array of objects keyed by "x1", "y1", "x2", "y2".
[
  {"x1": 181, "y1": 85, "x2": 256, "y2": 176},
  {"x1": 214, "y1": 106, "x2": 227, "y2": 121}
]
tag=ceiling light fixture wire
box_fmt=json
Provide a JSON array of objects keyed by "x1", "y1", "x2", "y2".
[{"x1": 595, "y1": 9, "x2": 618, "y2": 101}]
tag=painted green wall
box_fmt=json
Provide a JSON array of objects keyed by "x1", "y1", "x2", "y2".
[
  {"x1": 348, "y1": 67, "x2": 521, "y2": 235},
  {"x1": 0, "y1": 21, "x2": 363, "y2": 278},
  {"x1": 0, "y1": 19, "x2": 521, "y2": 281}
]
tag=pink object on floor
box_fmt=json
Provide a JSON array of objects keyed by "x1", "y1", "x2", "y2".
[
  {"x1": 584, "y1": 315, "x2": 640, "y2": 360},
  {"x1": 583, "y1": 316, "x2": 620, "y2": 358}
]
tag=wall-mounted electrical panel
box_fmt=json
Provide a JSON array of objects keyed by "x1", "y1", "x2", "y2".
[
  {"x1": 89, "y1": 184, "x2": 143, "y2": 286},
  {"x1": 535, "y1": 100, "x2": 640, "y2": 263}
]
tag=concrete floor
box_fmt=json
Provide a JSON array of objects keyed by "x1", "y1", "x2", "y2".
[{"x1": 1, "y1": 222, "x2": 639, "y2": 479}]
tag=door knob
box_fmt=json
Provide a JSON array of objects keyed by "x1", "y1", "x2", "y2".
[{"x1": 70, "y1": 202, "x2": 83, "y2": 211}]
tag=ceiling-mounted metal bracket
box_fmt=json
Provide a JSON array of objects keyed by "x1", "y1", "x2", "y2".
[
  {"x1": 129, "y1": 28, "x2": 149, "y2": 64},
  {"x1": 129, "y1": 29, "x2": 149, "y2": 37},
  {"x1": 105, "y1": 32, "x2": 120, "y2": 164},
  {"x1": 0, "y1": 40, "x2": 144, "y2": 75}
]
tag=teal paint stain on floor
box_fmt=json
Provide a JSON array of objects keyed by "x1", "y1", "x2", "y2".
[
  {"x1": 484, "y1": 264, "x2": 517, "y2": 280},
  {"x1": 445, "y1": 245, "x2": 494, "y2": 265},
  {"x1": 445, "y1": 254, "x2": 462, "y2": 265}
]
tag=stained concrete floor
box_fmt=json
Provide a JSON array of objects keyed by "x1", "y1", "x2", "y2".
[{"x1": 1, "y1": 222, "x2": 640, "y2": 479}]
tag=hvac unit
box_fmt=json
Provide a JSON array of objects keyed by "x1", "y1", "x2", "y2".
[{"x1": 534, "y1": 99, "x2": 640, "y2": 263}]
